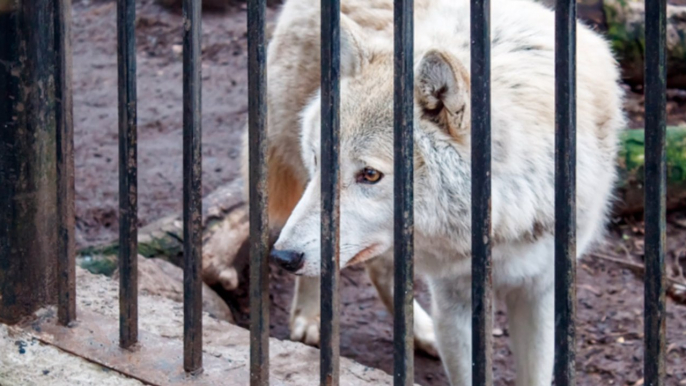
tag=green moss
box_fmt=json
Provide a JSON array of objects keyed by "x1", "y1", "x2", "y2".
[
  {"x1": 78, "y1": 255, "x2": 117, "y2": 276},
  {"x1": 617, "y1": 126, "x2": 686, "y2": 188}
]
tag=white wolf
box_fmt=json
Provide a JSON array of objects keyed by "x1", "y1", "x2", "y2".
[
  {"x1": 245, "y1": 0, "x2": 625, "y2": 384},
  {"x1": 242, "y1": 0, "x2": 441, "y2": 358}
]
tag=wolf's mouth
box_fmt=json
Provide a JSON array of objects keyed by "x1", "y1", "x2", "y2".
[{"x1": 345, "y1": 244, "x2": 382, "y2": 267}]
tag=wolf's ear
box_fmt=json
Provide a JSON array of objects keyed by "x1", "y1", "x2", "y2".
[
  {"x1": 415, "y1": 50, "x2": 470, "y2": 139},
  {"x1": 339, "y1": 14, "x2": 370, "y2": 78}
]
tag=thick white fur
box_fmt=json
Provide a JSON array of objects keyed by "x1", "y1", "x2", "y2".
[{"x1": 269, "y1": 0, "x2": 625, "y2": 384}]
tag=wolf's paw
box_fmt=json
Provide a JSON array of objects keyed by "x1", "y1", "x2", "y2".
[
  {"x1": 414, "y1": 310, "x2": 440, "y2": 358},
  {"x1": 415, "y1": 326, "x2": 440, "y2": 358},
  {"x1": 290, "y1": 314, "x2": 321, "y2": 347}
]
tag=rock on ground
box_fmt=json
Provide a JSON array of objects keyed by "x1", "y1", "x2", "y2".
[{"x1": 113, "y1": 255, "x2": 236, "y2": 323}]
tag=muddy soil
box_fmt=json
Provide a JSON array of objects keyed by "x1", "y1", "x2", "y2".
[
  {"x1": 71, "y1": 0, "x2": 279, "y2": 247},
  {"x1": 70, "y1": 0, "x2": 686, "y2": 384}
]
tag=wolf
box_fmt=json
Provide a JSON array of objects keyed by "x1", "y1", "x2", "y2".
[
  {"x1": 241, "y1": 0, "x2": 440, "y2": 358},
  {"x1": 243, "y1": 0, "x2": 625, "y2": 383}
]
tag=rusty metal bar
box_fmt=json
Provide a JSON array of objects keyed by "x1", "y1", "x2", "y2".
[
  {"x1": 553, "y1": 0, "x2": 577, "y2": 384},
  {"x1": 248, "y1": 0, "x2": 270, "y2": 383},
  {"x1": 470, "y1": 0, "x2": 493, "y2": 383},
  {"x1": 644, "y1": 0, "x2": 667, "y2": 384},
  {"x1": 55, "y1": 0, "x2": 76, "y2": 327},
  {"x1": 183, "y1": 0, "x2": 203, "y2": 374},
  {"x1": 0, "y1": 2, "x2": 15, "y2": 324},
  {"x1": 117, "y1": 0, "x2": 138, "y2": 349},
  {"x1": 393, "y1": 0, "x2": 414, "y2": 384},
  {"x1": 0, "y1": 0, "x2": 58, "y2": 325},
  {"x1": 320, "y1": 0, "x2": 341, "y2": 383}
]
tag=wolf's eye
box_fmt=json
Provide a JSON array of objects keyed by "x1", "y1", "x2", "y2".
[{"x1": 356, "y1": 167, "x2": 384, "y2": 184}]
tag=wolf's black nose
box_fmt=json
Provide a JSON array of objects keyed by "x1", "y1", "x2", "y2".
[{"x1": 270, "y1": 249, "x2": 304, "y2": 273}]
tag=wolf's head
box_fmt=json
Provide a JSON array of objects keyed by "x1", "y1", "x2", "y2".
[{"x1": 271, "y1": 16, "x2": 470, "y2": 276}]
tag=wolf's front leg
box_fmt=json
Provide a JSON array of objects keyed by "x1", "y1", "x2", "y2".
[
  {"x1": 366, "y1": 255, "x2": 439, "y2": 358},
  {"x1": 430, "y1": 277, "x2": 474, "y2": 386},
  {"x1": 505, "y1": 279, "x2": 554, "y2": 386},
  {"x1": 289, "y1": 258, "x2": 439, "y2": 358},
  {"x1": 289, "y1": 275, "x2": 321, "y2": 346}
]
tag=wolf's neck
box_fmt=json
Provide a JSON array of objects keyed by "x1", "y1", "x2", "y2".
[{"x1": 413, "y1": 127, "x2": 473, "y2": 255}]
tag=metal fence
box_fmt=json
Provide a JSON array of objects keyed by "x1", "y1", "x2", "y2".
[{"x1": 0, "y1": 0, "x2": 668, "y2": 384}]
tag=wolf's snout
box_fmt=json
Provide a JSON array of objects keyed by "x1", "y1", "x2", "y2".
[{"x1": 270, "y1": 249, "x2": 305, "y2": 273}]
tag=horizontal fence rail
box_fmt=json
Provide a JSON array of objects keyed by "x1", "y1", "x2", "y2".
[{"x1": 0, "y1": 0, "x2": 671, "y2": 384}]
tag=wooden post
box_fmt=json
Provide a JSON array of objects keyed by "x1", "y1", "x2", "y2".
[{"x1": 0, "y1": 0, "x2": 58, "y2": 324}]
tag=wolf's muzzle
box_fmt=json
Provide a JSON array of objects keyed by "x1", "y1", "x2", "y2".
[{"x1": 270, "y1": 249, "x2": 305, "y2": 273}]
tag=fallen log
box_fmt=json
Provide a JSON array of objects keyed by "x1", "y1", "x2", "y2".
[
  {"x1": 112, "y1": 255, "x2": 237, "y2": 323},
  {"x1": 79, "y1": 179, "x2": 251, "y2": 292},
  {"x1": 79, "y1": 126, "x2": 686, "y2": 291}
]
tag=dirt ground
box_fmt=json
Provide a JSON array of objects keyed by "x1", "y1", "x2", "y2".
[{"x1": 70, "y1": 0, "x2": 686, "y2": 384}]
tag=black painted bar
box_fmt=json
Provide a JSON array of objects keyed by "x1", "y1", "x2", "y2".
[
  {"x1": 393, "y1": 0, "x2": 414, "y2": 385},
  {"x1": 320, "y1": 0, "x2": 341, "y2": 384},
  {"x1": 470, "y1": 0, "x2": 493, "y2": 384},
  {"x1": 644, "y1": 0, "x2": 667, "y2": 384},
  {"x1": 183, "y1": 0, "x2": 203, "y2": 373},
  {"x1": 553, "y1": 0, "x2": 577, "y2": 384},
  {"x1": 56, "y1": 0, "x2": 76, "y2": 327},
  {"x1": 117, "y1": 0, "x2": 138, "y2": 349},
  {"x1": 248, "y1": 0, "x2": 270, "y2": 383}
]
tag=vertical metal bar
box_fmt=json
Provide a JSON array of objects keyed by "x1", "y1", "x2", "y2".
[
  {"x1": 0, "y1": 0, "x2": 18, "y2": 324},
  {"x1": 470, "y1": 0, "x2": 492, "y2": 384},
  {"x1": 393, "y1": 0, "x2": 414, "y2": 385},
  {"x1": 553, "y1": 0, "x2": 577, "y2": 384},
  {"x1": 183, "y1": 0, "x2": 203, "y2": 374},
  {"x1": 0, "y1": 0, "x2": 58, "y2": 325},
  {"x1": 320, "y1": 0, "x2": 341, "y2": 383},
  {"x1": 644, "y1": 0, "x2": 667, "y2": 384},
  {"x1": 248, "y1": 0, "x2": 270, "y2": 383},
  {"x1": 56, "y1": 0, "x2": 76, "y2": 326},
  {"x1": 117, "y1": 0, "x2": 138, "y2": 349}
]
